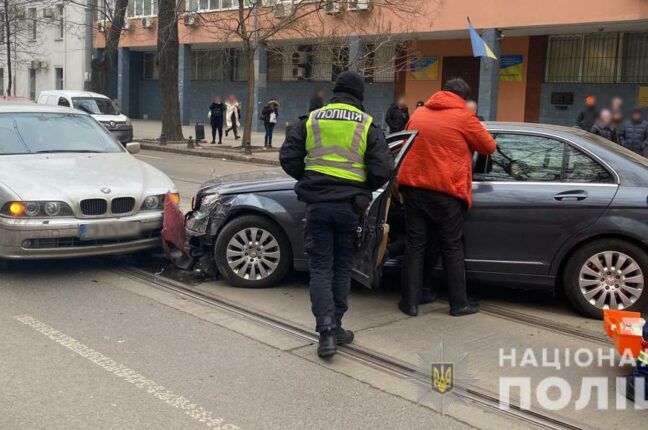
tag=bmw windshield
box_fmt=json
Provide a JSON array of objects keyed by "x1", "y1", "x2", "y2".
[{"x1": 0, "y1": 113, "x2": 124, "y2": 155}]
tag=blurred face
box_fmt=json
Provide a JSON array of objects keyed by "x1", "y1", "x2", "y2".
[
  {"x1": 397, "y1": 96, "x2": 406, "y2": 107},
  {"x1": 611, "y1": 97, "x2": 622, "y2": 110},
  {"x1": 466, "y1": 100, "x2": 478, "y2": 114},
  {"x1": 228, "y1": 94, "x2": 236, "y2": 103},
  {"x1": 600, "y1": 109, "x2": 612, "y2": 124},
  {"x1": 214, "y1": 96, "x2": 222, "y2": 103},
  {"x1": 316, "y1": 90, "x2": 325, "y2": 98},
  {"x1": 632, "y1": 111, "x2": 643, "y2": 122}
]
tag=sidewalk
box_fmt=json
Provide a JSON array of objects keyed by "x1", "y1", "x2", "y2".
[{"x1": 133, "y1": 119, "x2": 281, "y2": 166}]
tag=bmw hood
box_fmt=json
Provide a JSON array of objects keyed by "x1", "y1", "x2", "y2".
[
  {"x1": 0, "y1": 153, "x2": 175, "y2": 202},
  {"x1": 199, "y1": 169, "x2": 295, "y2": 195}
]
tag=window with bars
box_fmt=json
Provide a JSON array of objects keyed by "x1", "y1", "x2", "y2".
[
  {"x1": 57, "y1": 4, "x2": 64, "y2": 39},
  {"x1": 546, "y1": 32, "x2": 648, "y2": 84},
  {"x1": 28, "y1": 8, "x2": 37, "y2": 41},
  {"x1": 232, "y1": 50, "x2": 248, "y2": 81},
  {"x1": 621, "y1": 32, "x2": 648, "y2": 83},
  {"x1": 191, "y1": 50, "x2": 225, "y2": 81},
  {"x1": 142, "y1": 52, "x2": 159, "y2": 80},
  {"x1": 55, "y1": 68, "x2": 64, "y2": 90},
  {"x1": 363, "y1": 44, "x2": 395, "y2": 83},
  {"x1": 266, "y1": 45, "x2": 347, "y2": 82}
]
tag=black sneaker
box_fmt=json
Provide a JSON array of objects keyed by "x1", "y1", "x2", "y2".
[
  {"x1": 318, "y1": 329, "x2": 337, "y2": 358},
  {"x1": 336, "y1": 327, "x2": 354, "y2": 345}
]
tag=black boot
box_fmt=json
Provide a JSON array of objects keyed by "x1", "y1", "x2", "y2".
[
  {"x1": 336, "y1": 327, "x2": 354, "y2": 345},
  {"x1": 318, "y1": 329, "x2": 337, "y2": 358},
  {"x1": 398, "y1": 301, "x2": 418, "y2": 316}
]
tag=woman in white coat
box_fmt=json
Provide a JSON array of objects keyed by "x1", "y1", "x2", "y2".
[{"x1": 225, "y1": 94, "x2": 241, "y2": 140}]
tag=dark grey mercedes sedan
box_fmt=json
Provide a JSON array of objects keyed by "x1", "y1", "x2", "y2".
[{"x1": 184, "y1": 123, "x2": 648, "y2": 318}]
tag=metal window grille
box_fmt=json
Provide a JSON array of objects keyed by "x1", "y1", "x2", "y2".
[
  {"x1": 55, "y1": 67, "x2": 64, "y2": 90},
  {"x1": 232, "y1": 50, "x2": 248, "y2": 81},
  {"x1": 57, "y1": 4, "x2": 64, "y2": 39},
  {"x1": 364, "y1": 44, "x2": 395, "y2": 83},
  {"x1": 28, "y1": 8, "x2": 37, "y2": 41},
  {"x1": 191, "y1": 50, "x2": 225, "y2": 81},
  {"x1": 581, "y1": 33, "x2": 618, "y2": 83},
  {"x1": 621, "y1": 32, "x2": 648, "y2": 83}
]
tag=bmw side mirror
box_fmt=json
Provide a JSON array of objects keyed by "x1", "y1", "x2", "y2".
[{"x1": 126, "y1": 142, "x2": 141, "y2": 154}]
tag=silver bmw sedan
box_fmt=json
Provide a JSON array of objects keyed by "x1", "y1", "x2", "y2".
[{"x1": 0, "y1": 104, "x2": 177, "y2": 259}]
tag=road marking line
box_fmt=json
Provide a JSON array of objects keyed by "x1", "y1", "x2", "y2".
[
  {"x1": 137, "y1": 154, "x2": 165, "y2": 160},
  {"x1": 14, "y1": 314, "x2": 240, "y2": 430}
]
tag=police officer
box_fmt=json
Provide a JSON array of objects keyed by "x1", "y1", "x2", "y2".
[
  {"x1": 627, "y1": 322, "x2": 648, "y2": 403},
  {"x1": 280, "y1": 71, "x2": 393, "y2": 358}
]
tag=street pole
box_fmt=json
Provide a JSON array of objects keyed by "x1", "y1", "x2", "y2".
[
  {"x1": 243, "y1": 1, "x2": 259, "y2": 156},
  {"x1": 84, "y1": 0, "x2": 94, "y2": 91}
]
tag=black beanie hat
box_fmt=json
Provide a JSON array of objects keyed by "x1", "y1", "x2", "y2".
[{"x1": 332, "y1": 71, "x2": 365, "y2": 101}]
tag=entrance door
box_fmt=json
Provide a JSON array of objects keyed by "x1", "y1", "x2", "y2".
[{"x1": 441, "y1": 56, "x2": 481, "y2": 100}]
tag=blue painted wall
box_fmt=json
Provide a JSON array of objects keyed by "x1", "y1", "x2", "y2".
[{"x1": 539, "y1": 83, "x2": 640, "y2": 126}]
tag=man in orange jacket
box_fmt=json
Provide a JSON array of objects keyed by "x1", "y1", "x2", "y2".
[{"x1": 397, "y1": 78, "x2": 497, "y2": 317}]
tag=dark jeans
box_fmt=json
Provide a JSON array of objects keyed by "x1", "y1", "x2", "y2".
[
  {"x1": 264, "y1": 122, "x2": 275, "y2": 147},
  {"x1": 401, "y1": 187, "x2": 468, "y2": 310},
  {"x1": 226, "y1": 113, "x2": 238, "y2": 138},
  {"x1": 211, "y1": 117, "x2": 223, "y2": 142},
  {"x1": 305, "y1": 201, "x2": 360, "y2": 332}
]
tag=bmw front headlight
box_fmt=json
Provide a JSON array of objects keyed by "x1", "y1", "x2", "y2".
[{"x1": 1, "y1": 201, "x2": 73, "y2": 218}]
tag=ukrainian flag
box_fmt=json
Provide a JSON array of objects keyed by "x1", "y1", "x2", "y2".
[{"x1": 467, "y1": 18, "x2": 497, "y2": 60}]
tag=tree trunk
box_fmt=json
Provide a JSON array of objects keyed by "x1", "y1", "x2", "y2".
[
  {"x1": 3, "y1": 0, "x2": 12, "y2": 96},
  {"x1": 91, "y1": 0, "x2": 129, "y2": 95},
  {"x1": 242, "y1": 44, "x2": 255, "y2": 152},
  {"x1": 157, "y1": 0, "x2": 183, "y2": 141}
]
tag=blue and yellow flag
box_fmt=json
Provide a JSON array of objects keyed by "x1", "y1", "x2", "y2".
[{"x1": 467, "y1": 18, "x2": 497, "y2": 60}]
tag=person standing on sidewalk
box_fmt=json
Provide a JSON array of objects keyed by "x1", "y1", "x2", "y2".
[
  {"x1": 225, "y1": 94, "x2": 241, "y2": 140},
  {"x1": 261, "y1": 99, "x2": 279, "y2": 149},
  {"x1": 279, "y1": 71, "x2": 393, "y2": 358},
  {"x1": 397, "y1": 78, "x2": 496, "y2": 317},
  {"x1": 209, "y1": 96, "x2": 225, "y2": 144},
  {"x1": 385, "y1": 96, "x2": 409, "y2": 133},
  {"x1": 309, "y1": 89, "x2": 326, "y2": 112}
]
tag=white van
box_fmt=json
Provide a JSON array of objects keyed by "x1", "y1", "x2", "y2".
[{"x1": 38, "y1": 90, "x2": 133, "y2": 144}]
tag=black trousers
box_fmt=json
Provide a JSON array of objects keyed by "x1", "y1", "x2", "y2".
[
  {"x1": 226, "y1": 113, "x2": 238, "y2": 137},
  {"x1": 211, "y1": 117, "x2": 223, "y2": 142},
  {"x1": 401, "y1": 187, "x2": 468, "y2": 309},
  {"x1": 304, "y1": 201, "x2": 359, "y2": 332}
]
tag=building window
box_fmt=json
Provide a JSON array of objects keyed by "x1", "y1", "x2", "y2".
[
  {"x1": 127, "y1": 0, "x2": 157, "y2": 17},
  {"x1": 0, "y1": 12, "x2": 5, "y2": 44},
  {"x1": 232, "y1": 50, "x2": 247, "y2": 82},
  {"x1": 364, "y1": 44, "x2": 395, "y2": 83},
  {"x1": 28, "y1": 8, "x2": 37, "y2": 41},
  {"x1": 56, "y1": 4, "x2": 65, "y2": 39},
  {"x1": 55, "y1": 67, "x2": 64, "y2": 90},
  {"x1": 29, "y1": 69, "x2": 36, "y2": 100},
  {"x1": 191, "y1": 50, "x2": 225, "y2": 81},
  {"x1": 0, "y1": 68, "x2": 3, "y2": 95},
  {"x1": 544, "y1": 32, "x2": 648, "y2": 83},
  {"x1": 142, "y1": 52, "x2": 159, "y2": 80},
  {"x1": 621, "y1": 32, "x2": 648, "y2": 83}
]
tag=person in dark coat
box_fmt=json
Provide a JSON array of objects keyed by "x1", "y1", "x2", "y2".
[
  {"x1": 261, "y1": 99, "x2": 279, "y2": 149},
  {"x1": 577, "y1": 95, "x2": 599, "y2": 131},
  {"x1": 385, "y1": 96, "x2": 410, "y2": 133},
  {"x1": 309, "y1": 89, "x2": 326, "y2": 112},
  {"x1": 591, "y1": 109, "x2": 618, "y2": 143},
  {"x1": 619, "y1": 108, "x2": 648, "y2": 155},
  {"x1": 208, "y1": 96, "x2": 225, "y2": 144}
]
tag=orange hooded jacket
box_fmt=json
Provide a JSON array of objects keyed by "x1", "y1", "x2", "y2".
[{"x1": 397, "y1": 91, "x2": 497, "y2": 207}]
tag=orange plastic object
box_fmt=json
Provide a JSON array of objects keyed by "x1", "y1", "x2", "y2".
[{"x1": 603, "y1": 309, "x2": 644, "y2": 359}]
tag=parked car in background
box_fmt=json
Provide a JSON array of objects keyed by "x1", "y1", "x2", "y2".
[
  {"x1": 38, "y1": 90, "x2": 133, "y2": 144},
  {"x1": 183, "y1": 125, "x2": 648, "y2": 319},
  {"x1": 0, "y1": 104, "x2": 177, "y2": 259}
]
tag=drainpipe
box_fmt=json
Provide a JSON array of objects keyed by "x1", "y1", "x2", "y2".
[{"x1": 84, "y1": 0, "x2": 94, "y2": 90}]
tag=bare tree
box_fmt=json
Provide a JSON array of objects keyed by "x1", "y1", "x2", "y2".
[
  {"x1": 157, "y1": 0, "x2": 183, "y2": 141},
  {"x1": 188, "y1": 0, "x2": 427, "y2": 152},
  {"x1": 90, "y1": 0, "x2": 129, "y2": 95}
]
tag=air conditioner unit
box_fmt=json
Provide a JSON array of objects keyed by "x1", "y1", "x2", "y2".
[
  {"x1": 39, "y1": 61, "x2": 49, "y2": 69},
  {"x1": 30, "y1": 60, "x2": 40, "y2": 69},
  {"x1": 97, "y1": 20, "x2": 106, "y2": 33},
  {"x1": 274, "y1": 1, "x2": 293, "y2": 18},
  {"x1": 124, "y1": 18, "x2": 135, "y2": 31},
  {"x1": 141, "y1": 16, "x2": 154, "y2": 29},
  {"x1": 348, "y1": 0, "x2": 371, "y2": 11},
  {"x1": 42, "y1": 8, "x2": 54, "y2": 19},
  {"x1": 324, "y1": 0, "x2": 343, "y2": 15},
  {"x1": 184, "y1": 13, "x2": 198, "y2": 26}
]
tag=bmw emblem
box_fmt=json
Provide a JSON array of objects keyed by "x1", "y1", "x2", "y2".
[
  {"x1": 101, "y1": 187, "x2": 111, "y2": 194},
  {"x1": 109, "y1": 121, "x2": 116, "y2": 128}
]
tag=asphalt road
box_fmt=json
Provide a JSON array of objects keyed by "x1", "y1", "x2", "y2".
[{"x1": 0, "y1": 259, "x2": 469, "y2": 430}]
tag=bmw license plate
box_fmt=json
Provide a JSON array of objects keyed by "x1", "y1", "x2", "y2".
[{"x1": 79, "y1": 221, "x2": 141, "y2": 240}]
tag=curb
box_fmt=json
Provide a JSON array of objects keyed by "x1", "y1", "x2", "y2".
[{"x1": 139, "y1": 143, "x2": 280, "y2": 167}]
